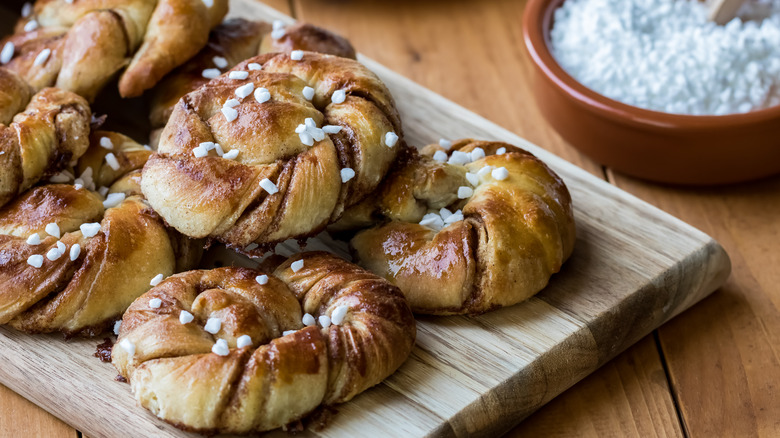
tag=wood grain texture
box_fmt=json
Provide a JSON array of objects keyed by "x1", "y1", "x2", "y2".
[
  {"x1": 0, "y1": 383, "x2": 77, "y2": 438},
  {"x1": 0, "y1": 1, "x2": 729, "y2": 437},
  {"x1": 509, "y1": 336, "x2": 683, "y2": 438},
  {"x1": 289, "y1": 1, "x2": 686, "y2": 436},
  {"x1": 609, "y1": 170, "x2": 780, "y2": 437}
]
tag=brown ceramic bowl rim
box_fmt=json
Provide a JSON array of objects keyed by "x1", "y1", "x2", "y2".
[{"x1": 523, "y1": 0, "x2": 780, "y2": 131}]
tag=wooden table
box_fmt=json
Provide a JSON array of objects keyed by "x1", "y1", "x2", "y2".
[{"x1": 2, "y1": 1, "x2": 779, "y2": 436}]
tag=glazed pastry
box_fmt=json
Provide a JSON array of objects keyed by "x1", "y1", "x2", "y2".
[
  {"x1": 149, "y1": 18, "x2": 357, "y2": 132},
  {"x1": 0, "y1": 67, "x2": 91, "y2": 208},
  {"x1": 0, "y1": 131, "x2": 201, "y2": 336},
  {"x1": 1, "y1": 0, "x2": 228, "y2": 99},
  {"x1": 142, "y1": 52, "x2": 403, "y2": 254},
  {"x1": 113, "y1": 251, "x2": 416, "y2": 434},
  {"x1": 339, "y1": 139, "x2": 576, "y2": 315},
  {"x1": 259, "y1": 21, "x2": 356, "y2": 60}
]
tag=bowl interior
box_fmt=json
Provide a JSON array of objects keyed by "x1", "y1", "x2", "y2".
[{"x1": 528, "y1": 0, "x2": 780, "y2": 130}]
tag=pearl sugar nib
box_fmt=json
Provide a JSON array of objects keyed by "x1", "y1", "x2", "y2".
[
  {"x1": 212, "y1": 339, "x2": 229, "y2": 356},
  {"x1": 254, "y1": 87, "x2": 271, "y2": 103},
  {"x1": 45, "y1": 223, "x2": 60, "y2": 238},
  {"x1": 237, "y1": 335, "x2": 252, "y2": 348},
  {"x1": 202, "y1": 68, "x2": 220, "y2": 79},
  {"x1": 341, "y1": 167, "x2": 356, "y2": 183},
  {"x1": 179, "y1": 310, "x2": 194, "y2": 324},
  {"x1": 457, "y1": 186, "x2": 474, "y2": 199},
  {"x1": 204, "y1": 317, "x2": 222, "y2": 334},
  {"x1": 491, "y1": 167, "x2": 509, "y2": 181},
  {"x1": 302, "y1": 86, "x2": 315, "y2": 100},
  {"x1": 0, "y1": 42, "x2": 13, "y2": 65},
  {"x1": 105, "y1": 153, "x2": 120, "y2": 170},
  {"x1": 150, "y1": 273, "x2": 164, "y2": 287},
  {"x1": 384, "y1": 132, "x2": 399, "y2": 148},
  {"x1": 432, "y1": 150, "x2": 448, "y2": 162},
  {"x1": 228, "y1": 71, "x2": 249, "y2": 80},
  {"x1": 221, "y1": 106, "x2": 238, "y2": 122},
  {"x1": 69, "y1": 244, "x2": 80, "y2": 261},
  {"x1": 235, "y1": 83, "x2": 254, "y2": 99},
  {"x1": 103, "y1": 193, "x2": 125, "y2": 209},
  {"x1": 290, "y1": 259, "x2": 304, "y2": 273},
  {"x1": 80, "y1": 222, "x2": 101, "y2": 238},
  {"x1": 331, "y1": 305, "x2": 349, "y2": 325},
  {"x1": 33, "y1": 48, "x2": 50, "y2": 67},
  {"x1": 212, "y1": 56, "x2": 228, "y2": 69},
  {"x1": 260, "y1": 178, "x2": 278, "y2": 195},
  {"x1": 331, "y1": 89, "x2": 346, "y2": 104},
  {"x1": 27, "y1": 254, "x2": 43, "y2": 268}
]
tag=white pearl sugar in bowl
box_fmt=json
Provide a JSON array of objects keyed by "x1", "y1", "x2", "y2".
[{"x1": 549, "y1": 0, "x2": 780, "y2": 115}]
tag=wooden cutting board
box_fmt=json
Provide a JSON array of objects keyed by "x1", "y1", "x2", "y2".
[{"x1": 0, "y1": 1, "x2": 731, "y2": 437}]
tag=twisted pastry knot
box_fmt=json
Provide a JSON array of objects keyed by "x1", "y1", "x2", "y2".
[
  {"x1": 142, "y1": 52, "x2": 404, "y2": 253},
  {"x1": 342, "y1": 139, "x2": 577, "y2": 315},
  {"x1": 2, "y1": 0, "x2": 228, "y2": 99},
  {"x1": 0, "y1": 68, "x2": 91, "y2": 208},
  {"x1": 112, "y1": 252, "x2": 416, "y2": 434},
  {"x1": 150, "y1": 18, "x2": 357, "y2": 129},
  {"x1": 0, "y1": 131, "x2": 200, "y2": 336}
]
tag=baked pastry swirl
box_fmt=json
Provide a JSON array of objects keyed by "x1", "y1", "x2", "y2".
[
  {"x1": 142, "y1": 51, "x2": 403, "y2": 253},
  {"x1": 0, "y1": 131, "x2": 201, "y2": 335},
  {"x1": 0, "y1": 67, "x2": 91, "y2": 208},
  {"x1": 112, "y1": 251, "x2": 416, "y2": 434},
  {"x1": 1, "y1": 0, "x2": 228, "y2": 99},
  {"x1": 149, "y1": 18, "x2": 357, "y2": 129},
  {"x1": 339, "y1": 139, "x2": 576, "y2": 315}
]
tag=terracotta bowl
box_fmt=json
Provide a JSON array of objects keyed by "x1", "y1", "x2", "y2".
[{"x1": 522, "y1": 0, "x2": 780, "y2": 185}]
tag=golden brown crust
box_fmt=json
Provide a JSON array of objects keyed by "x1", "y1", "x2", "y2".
[
  {"x1": 149, "y1": 19, "x2": 270, "y2": 128},
  {"x1": 342, "y1": 140, "x2": 576, "y2": 315},
  {"x1": 142, "y1": 52, "x2": 404, "y2": 253},
  {"x1": 0, "y1": 82, "x2": 91, "y2": 208},
  {"x1": 4, "y1": 0, "x2": 228, "y2": 99},
  {"x1": 0, "y1": 68, "x2": 34, "y2": 125},
  {"x1": 0, "y1": 131, "x2": 202, "y2": 335},
  {"x1": 112, "y1": 252, "x2": 415, "y2": 434},
  {"x1": 260, "y1": 22, "x2": 356, "y2": 60},
  {"x1": 149, "y1": 19, "x2": 357, "y2": 130}
]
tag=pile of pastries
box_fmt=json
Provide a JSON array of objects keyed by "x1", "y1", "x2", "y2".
[{"x1": 0, "y1": 1, "x2": 575, "y2": 434}]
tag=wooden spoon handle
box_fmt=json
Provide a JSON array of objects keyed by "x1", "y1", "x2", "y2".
[{"x1": 708, "y1": 0, "x2": 748, "y2": 25}]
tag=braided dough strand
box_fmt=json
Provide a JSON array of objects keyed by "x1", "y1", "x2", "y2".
[
  {"x1": 346, "y1": 140, "x2": 576, "y2": 314},
  {"x1": 0, "y1": 131, "x2": 200, "y2": 335},
  {"x1": 0, "y1": 71, "x2": 91, "y2": 208},
  {"x1": 3, "y1": 0, "x2": 228, "y2": 99},
  {"x1": 149, "y1": 19, "x2": 357, "y2": 130},
  {"x1": 113, "y1": 252, "x2": 416, "y2": 434},
  {"x1": 142, "y1": 52, "x2": 403, "y2": 253}
]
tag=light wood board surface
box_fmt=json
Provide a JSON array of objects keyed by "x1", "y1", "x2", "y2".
[
  {"x1": 0, "y1": 1, "x2": 730, "y2": 437},
  {"x1": 610, "y1": 172, "x2": 780, "y2": 437},
  {"x1": 289, "y1": 2, "x2": 690, "y2": 436},
  {"x1": 0, "y1": 1, "x2": 736, "y2": 433}
]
